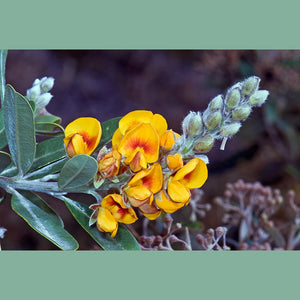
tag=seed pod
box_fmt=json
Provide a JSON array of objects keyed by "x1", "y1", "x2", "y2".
[{"x1": 231, "y1": 103, "x2": 252, "y2": 120}]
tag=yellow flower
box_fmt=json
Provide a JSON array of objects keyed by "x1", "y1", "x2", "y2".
[
  {"x1": 125, "y1": 163, "x2": 163, "y2": 207},
  {"x1": 167, "y1": 153, "x2": 183, "y2": 170},
  {"x1": 97, "y1": 147, "x2": 121, "y2": 178},
  {"x1": 95, "y1": 194, "x2": 138, "y2": 238},
  {"x1": 155, "y1": 158, "x2": 208, "y2": 214},
  {"x1": 63, "y1": 117, "x2": 102, "y2": 157},
  {"x1": 118, "y1": 123, "x2": 160, "y2": 172},
  {"x1": 139, "y1": 201, "x2": 161, "y2": 220},
  {"x1": 160, "y1": 129, "x2": 180, "y2": 150}
]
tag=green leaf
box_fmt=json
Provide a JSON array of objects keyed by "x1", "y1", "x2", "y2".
[
  {"x1": 97, "y1": 117, "x2": 121, "y2": 149},
  {"x1": 29, "y1": 136, "x2": 66, "y2": 172},
  {"x1": 0, "y1": 151, "x2": 11, "y2": 172},
  {"x1": 64, "y1": 197, "x2": 141, "y2": 250},
  {"x1": 0, "y1": 50, "x2": 8, "y2": 107},
  {"x1": 3, "y1": 85, "x2": 36, "y2": 176},
  {"x1": 35, "y1": 115, "x2": 64, "y2": 135},
  {"x1": 58, "y1": 154, "x2": 98, "y2": 190},
  {"x1": 0, "y1": 108, "x2": 7, "y2": 149},
  {"x1": 11, "y1": 190, "x2": 79, "y2": 250}
]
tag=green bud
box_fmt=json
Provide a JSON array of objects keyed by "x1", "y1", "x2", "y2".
[
  {"x1": 26, "y1": 84, "x2": 41, "y2": 100},
  {"x1": 35, "y1": 93, "x2": 53, "y2": 109},
  {"x1": 220, "y1": 122, "x2": 241, "y2": 137},
  {"x1": 194, "y1": 135, "x2": 215, "y2": 153},
  {"x1": 182, "y1": 111, "x2": 203, "y2": 137},
  {"x1": 231, "y1": 104, "x2": 252, "y2": 121},
  {"x1": 225, "y1": 87, "x2": 241, "y2": 109},
  {"x1": 40, "y1": 77, "x2": 55, "y2": 92},
  {"x1": 242, "y1": 76, "x2": 260, "y2": 96},
  {"x1": 249, "y1": 90, "x2": 269, "y2": 107},
  {"x1": 203, "y1": 110, "x2": 222, "y2": 131},
  {"x1": 208, "y1": 95, "x2": 223, "y2": 111}
]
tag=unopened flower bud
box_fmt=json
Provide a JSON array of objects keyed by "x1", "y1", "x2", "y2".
[
  {"x1": 203, "y1": 110, "x2": 222, "y2": 131},
  {"x1": 194, "y1": 135, "x2": 214, "y2": 153},
  {"x1": 35, "y1": 93, "x2": 53, "y2": 109},
  {"x1": 242, "y1": 76, "x2": 260, "y2": 96},
  {"x1": 208, "y1": 95, "x2": 223, "y2": 111},
  {"x1": 182, "y1": 111, "x2": 202, "y2": 137},
  {"x1": 220, "y1": 122, "x2": 241, "y2": 137},
  {"x1": 40, "y1": 77, "x2": 55, "y2": 92},
  {"x1": 249, "y1": 90, "x2": 269, "y2": 107},
  {"x1": 27, "y1": 84, "x2": 41, "y2": 100},
  {"x1": 231, "y1": 103, "x2": 252, "y2": 121},
  {"x1": 225, "y1": 87, "x2": 241, "y2": 109}
]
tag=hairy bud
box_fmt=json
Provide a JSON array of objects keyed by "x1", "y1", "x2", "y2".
[
  {"x1": 194, "y1": 135, "x2": 214, "y2": 153},
  {"x1": 242, "y1": 76, "x2": 260, "y2": 96},
  {"x1": 249, "y1": 90, "x2": 269, "y2": 107},
  {"x1": 225, "y1": 87, "x2": 241, "y2": 109},
  {"x1": 220, "y1": 122, "x2": 241, "y2": 137},
  {"x1": 208, "y1": 95, "x2": 223, "y2": 111},
  {"x1": 35, "y1": 93, "x2": 53, "y2": 109},
  {"x1": 182, "y1": 111, "x2": 203, "y2": 137},
  {"x1": 231, "y1": 103, "x2": 252, "y2": 121},
  {"x1": 203, "y1": 110, "x2": 222, "y2": 131},
  {"x1": 40, "y1": 77, "x2": 55, "y2": 92}
]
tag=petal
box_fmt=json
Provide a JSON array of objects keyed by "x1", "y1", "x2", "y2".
[
  {"x1": 96, "y1": 207, "x2": 118, "y2": 238},
  {"x1": 167, "y1": 179, "x2": 191, "y2": 203},
  {"x1": 127, "y1": 163, "x2": 163, "y2": 193},
  {"x1": 64, "y1": 133, "x2": 86, "y2": 157},
  {"x1": 64, "y1": 117, "x2": 102, "y2": 155},
  {"x1": 117, "y1": 207, "x2": 138, "y2": 224},
  {"x1": 124, "y1": 148, "x2": 148, "y2": 172},
  {"x1": 173, "y1": 157, "x2": 208, "y2": 189},
  {"x1": 151, "y1": 113, "x2": 168, "y2": 136},
  {"x1": 102, "y1": 194, "x2": 126, "y2": 209},
  {"x1": 112, "y1": 128, "x2": 123, "y2": 147},
  {"x1": 160, "y1": 129, "x2": 180, "y2": 150},
  {"x1": 125, "y1": 186, "x2": 152, "y2": 201},
  {"x1": 139, "y1": 202, "x2": 161, "y2": 220},
  {"x1": 119, "y1": 110, "x2": 154, "y2": 135},
  {"x1": 118, "y1": 123, "x2": 159, "y2": 163},
  {"x1": 167, "y1": 153, "x2": 183, "y2": 170},
  {"x1": 155, "y1": 191, "x2": 185, "y2": 214}
]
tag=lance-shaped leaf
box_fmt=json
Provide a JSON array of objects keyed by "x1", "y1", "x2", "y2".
[
  {"x1": 64, "y1": 197, "x2": 141, "y2": 250},
  {"x1": 3, "y1": 85, "x2": 36, "y2": 176},
  {"x1": 0, "y1": 151, "x2": 11, "y2": 173},
  {"x1": 0, "y1": 50, "x2": 7, "y2": 106},
  {"x1": 97, "y1": 116, "x2": 121, "y2": 149},
  {"x1": 11, "y1": 190, "x2": 79, "y2": 250},
  {"x1": 29, "y1": 136, "x2": 66, "y2": 172},
  {"x1": 58, "y1": 154, "x2": 98, "y2": 190},
  {"x1": 0, "y1": 108, "x2": 7, "y2": 149}
]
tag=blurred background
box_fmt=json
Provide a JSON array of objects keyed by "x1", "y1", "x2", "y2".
[{"x1": 1, "y1": 50, "x2": 299, "y2": 249}]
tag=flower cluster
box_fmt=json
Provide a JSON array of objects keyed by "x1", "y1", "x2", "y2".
[{"x1": 63, "y1": 110, "x2": 208, "y2": 237}]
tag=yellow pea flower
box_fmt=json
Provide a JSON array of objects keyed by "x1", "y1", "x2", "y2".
[
  {"x1": 64, "y1": 117, "x2": 102, "y2": 157},
  {"x1": 125, "y1": 163, "x2": 163, "y2": 207},
  {"x1": 118, "y1": 123, "x2": 160, "y2": 172},
  {"x1": 160, "y1": 129, "x2": 180, "y2": 150},
  {"x1": 95, "y1": 194, "x2": 138, "y2": 238},
  {"x1": 167, "y1": 153, "x2": 183, "y2": 170},
  {"x1": 97, "y1": 147, "x2": 121, "y2": 178},
  {"x1": 155, "y1": 191, "x2": 186, "y2": 214},
  {"x1": 138, "y1": 201, "x2": 161, "y2": 220}
]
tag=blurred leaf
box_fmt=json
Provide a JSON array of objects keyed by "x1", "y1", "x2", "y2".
[
  {"x1": 58, "y1": 154, "x2": 98, "y2": 190},
  {"x1": 0, "y1": 151, "x2": 11, "y2": 172},
  {"x1": 0, "y1": 50, "x2": 7, "y2": 107},
  {"x1": 0, "y1": 108, "x2": 7, "y2": 149},
  {"x1": 3, "y1": 85, "x2": 36, "y2": 176},
  {"x1": 64, "y1": 197, "x2": 141, "y2": 250},
  {"x1": 239, "y1": 219, "x2": 249, "y2": 242},
  {"x1": 97, "y1": 117, "x2": 121, "y2": 149},
  {"x1": 29, "y1": 136, "x2": 66, "y2": 171},
  {"x1": 11, "y1": 190, "x2": 79, "y2": 250}
]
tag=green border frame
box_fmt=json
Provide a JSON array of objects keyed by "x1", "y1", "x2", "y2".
[{"x1": 1, "y1": 1, "x2": 300, "y2": 299}]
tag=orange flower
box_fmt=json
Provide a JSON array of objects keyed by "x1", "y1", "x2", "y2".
[
  {"x1": 97, "y1": 147, "x2": 121, "y2": 178},
  {"x1": 64, "y1": 117, "x2": 102, "y2": 157},
  {"x1": 118, "y1": 123, "x2": 160, "y2": 172},
  {"x1": 93, "y1": 194, "x2": 138, "y2": 238},
  {"x1": 155, "y1": 158, "x2": 208, "y2": 214},
  {"x1": 125, "y1": 163, "x2": 163, "y2": 207},
  {"x1": 160, "y1": 129, "x2": 180, "y2": 150}
]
